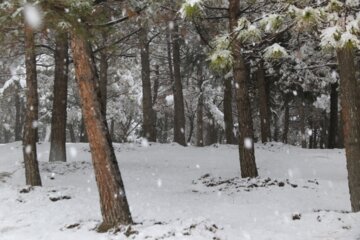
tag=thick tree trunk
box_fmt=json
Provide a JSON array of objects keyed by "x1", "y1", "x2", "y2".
[
  {"x1": 70, "y1": 31, "x2": 132, "y2": 230},
  {"x1": 282, "y1": 95, "x2": 290, "y2": 144},
  {"x1": 328, "y1": 82, "x2": 339, "y2": 149},
  {"x1": 139, "y1": 25, "x2": 156, "y2": 141},
  {"x1": 257, "y1": 62, "x2": 272, "y2": 143},
  {"x1": 22, "y1": 24, "x2": 42, "y2": 186},
  {"x1": 229, "y1": 0, "x2": 258, "y2": 178},
  {"x1": 337, "y1": 47, "x2": 360, "y2": 212},
  {"x1": 49, "y1": 32, "x2": 68, "y2": 162},
  {"x1": 171, "y1": 22, "x2": 186, "y2": 146},
  {"x1": 223, "y1": 77, "x2": 235, "y2": 144}
]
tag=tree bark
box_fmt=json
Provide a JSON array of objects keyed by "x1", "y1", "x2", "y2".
[
  {"x1": 14, "y1": 82, "x2": 22, "y2": 141},
  {"x1": 337, "y1": 47, "x2": 360, "y2": 212},
  {"x1": 22, "y1": 23, "x2": 42, "y2": 186},
  {"x1": 257, "y1": 62, "x2": 271, "y2": 143},
  {"x1": 282, "y1": 95, "x2": 290, "y2": 144},
  {"x1": 99, "y1": 51, "x2": 108, "y2": 117},
  {"x1": 70, "y1": 30, "x2": 132, "y2": 230},
  {"x1": 139, "y1": 25, "x2": 156, "y2": 142},
  {"x1": 223, "y1": 76, "x2": 235, "y2": 144},
  {"x1": 197, "y1": 69, "x2": 204, "y2": 147},
  {"x1": 49, "y1": 32, "x2": 69, "y2": 162},
  {"x1": 68, "y1": 124, "x2": 76, "y2": 143},
  {"x1": 328, "y1": 82, "x2": 339, "y2": 148},
  {"x1": 229, "y1": 0, "x2": 258, "y2": 178},
  {"x1": 171, "y1": 22, "x2": 186, "y2": 146},
  {"x1": 299, "y1": 99, "x2": 307, "y2": 148}
]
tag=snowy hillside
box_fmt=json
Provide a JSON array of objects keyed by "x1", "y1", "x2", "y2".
[{"x1": 0, "y1": 142, "x2": 359, "y2": 239}]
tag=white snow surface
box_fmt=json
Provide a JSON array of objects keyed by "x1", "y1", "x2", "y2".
[{"x1": 0, "y1": 142, "x2": 359, "y2": 239}]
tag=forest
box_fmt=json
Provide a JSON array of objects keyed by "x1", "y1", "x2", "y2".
[{"x1": 0, "y1": 0, "x2": 360, "y2": 239}]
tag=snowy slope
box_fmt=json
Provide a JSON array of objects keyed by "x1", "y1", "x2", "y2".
[{"x1": 0, "y1": 142, "x2": 359, "y2": 239}]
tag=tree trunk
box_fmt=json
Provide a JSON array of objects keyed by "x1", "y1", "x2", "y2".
[
  {"x1": 68, "y1": 124, "x2": 76, "y2": 143},
  {"x1": 328, "y1": 82, "x2": 338, "y2": 148},
  {"x1": 223, "y1": 77, "x2": 235, "y2": 144},
  {"x1": 14, "y1": 82, "x2": 22, "y2": 141},
  {"x1": 99, "y1": 51, "x2": 108, "y2": 117},
  {"x1": 197, "y1": 69, "x2": 204, "y2": 147},
  {"x1": 257, "y1": 62, "x2": 271, "y2": 143},
  {"x1": 229, "y1": 0, "x2": 258, "y2": 178},
  {"x1": 337, "y1": 47, "x2": 360, "y2": 212},
  {"x1": 70, "y1": 30, "x2": 132, "y2": 230},
  {"x1": 22, "y1": 23, "x2": 42, "y2": 186},
  {"x1": 79, "y1": 117, "x2": 88, "y2": 142},
  {"x1": 139, "y1": 25, "x2": 156, "y2": 142},
  {"x1": 49, "y1": 32, "x2": 68, "y2": 162},
  {"x1": 171, "y1": 22, "x2": 186, "y2": 146},
  {"x1": 299, "y1": 99, "x2": 307, "y2": 148},
  {"x1": 282, "y1": 95, "x2": 290, "y2": 144}
]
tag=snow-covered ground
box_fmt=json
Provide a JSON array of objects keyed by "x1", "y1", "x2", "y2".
[{"x1": 0, "y1": 142, "x2": 359, "y2": 239}]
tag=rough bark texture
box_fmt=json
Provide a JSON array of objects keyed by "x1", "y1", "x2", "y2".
[
  {"x1": 337, "y1": 47, "x2": 360, "y2": 212},
  {"x1": 229, "y1": 0, "x2": 258, "y2": 178},
  {"x1": 49, "y1": 32, "x2": 68, "y2": 162},
  {"x1": 257, "y1": 62, "x2": 272, "y2": 143},
  {"x1": 23, "y1": 24, "x2": 42, "y2": 186},
  {"x1": 139, "y1": 25, "x2": 156, "y2": 142},
  {"x1": 197, "y1": 68, "x2": 204, "y2": 147},
  {"x1": 328, "y1": 82, "x2": 339, "y2": 149},
  {"x1": 70, "y1": 31, "x2": 132, "y2": 230},
  {"x1": 223, "y1": 77, "x2": 235, "y2": 144},
  {"x1": 171, "y1": 22, "x2": 186, "y2": 146}
]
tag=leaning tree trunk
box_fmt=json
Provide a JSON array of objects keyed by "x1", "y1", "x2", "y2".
[
  {"x1": 171, "y1": 22, "x2": 186, "y2": 146},
  {"x1": 70, "y1": 30, "x2": 132, "y2": 231},
  {"x1": 328, "y1": 82, "x2": 339, "y2": 149},
  {"x1": 337, "y1": 47, "x2": 360, "y2": 212},
  {"x1": 257, "y1": 62, "x2": 271, "y2": 143},
  {"x1": 22, "y1": 23, "x2": 42, "y2": 186},
  {"x1": 139, "y1": 24, "x2": 156, "y2": 142},
  {"x1": 49, "y1": 32, "x2": 69, "y2": 162},
  {"x1": 229, "y1": 0, "x2": 258, "y2": 178}
]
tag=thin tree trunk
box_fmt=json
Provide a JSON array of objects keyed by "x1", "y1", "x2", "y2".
[
  {"x1": 229, "y1": 0, "x2": 258, "y2": 178},
  {"x1": 223, "y1": 76, "x2": 235, "y2": 144},
  {"x1": 49, "y1": 32, "x2": 68, "y2": 162},
  {"x1": 99, "y1": 51, "x2": 108, "y2": 117},
  {"x1": 257, "y1": 62, "x2": 271, "y2": 143},
  {"x1": 328, "y1": 82, "x2": 338, "y2": 148},
  {"x1": 68, "y1": 124, "x2": 76, "y2": 143},
  {"x1": 300, "y1": 99, "x2": 307, "y2": 148},
  {"x1": 197, "y1": 68, "x2": 204, "y2": 147},
  {"x1": 337, "y1": 47, "x2": 360, "y2": 212},
  {"x1": 79, "y1": 117, "x2": 88, "y2": 142},
  {"x1": 171, "y1": 22, "x2": 186, "y2": 146},
  {"x1": 139, "y1": 24, "x2": 156, "y2": 141},
  {"x1": 70, "y1": 30, "x2": 132, "y2": 230},
  {"x1": 14, "y1": 82, "x2": 22, "y2": 141},
  {"x1": 282, "y1": 95, "x2": 290, "y2": 144},
  {"x1": 23, "y1": 23, "x2": 42, "y2": 186}
]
